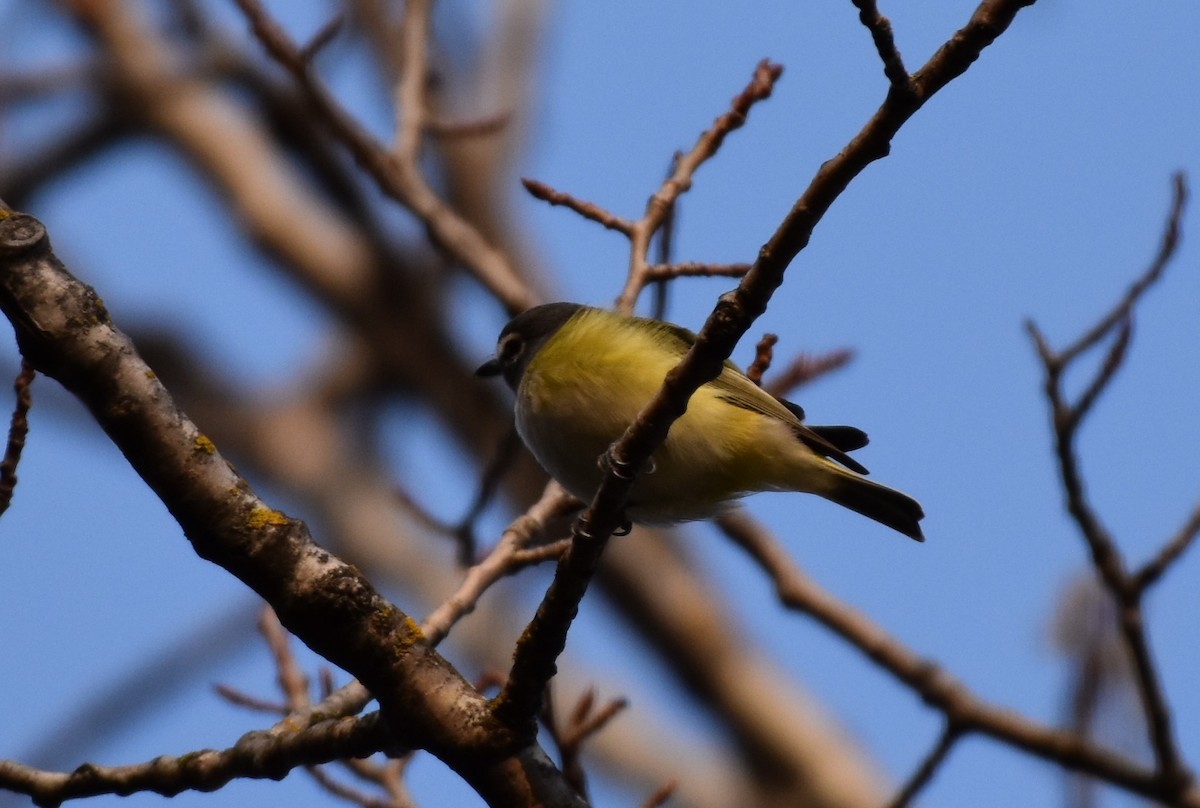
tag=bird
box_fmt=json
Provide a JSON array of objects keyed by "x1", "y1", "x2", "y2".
[{"x1": 476, "y1": 302, "x2": 924, "y2": 540}]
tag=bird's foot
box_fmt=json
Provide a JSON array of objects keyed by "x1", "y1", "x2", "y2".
[{"x1": 598, "y1": 446, "x2": 655, "y2": 479}]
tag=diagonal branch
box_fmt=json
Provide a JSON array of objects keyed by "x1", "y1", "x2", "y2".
[
  {"x1": 850, "y1": 0, "x2": 913, "y2": 94},
  {"x1": 231, "y1": 0, "x2": 535, "y2": 313},
  {"x1": 715, "y1": 509, "x2": 1200, "y2": 806},
  {"x1": 0, "y1": 357, "x2": 34, "y2": 517},
  {"x1": 1133, "y1": 501, "x2": 1200, "y2": 593},
  {"x1": 497, "y1": 0, "x2": 1040, "y2": 743},
  {"x1": 884, "y1": 722, "x2": 963, "y2": 808},
  {"x1": 0, "y1": 210, "x2": 582, "y2": 807},
  {"x1": 1056, "y1": 173, "x2": 1187, "y2": 368}
]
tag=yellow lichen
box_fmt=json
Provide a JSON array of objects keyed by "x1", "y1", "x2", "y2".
[
  {"x1": 246, "y1": 506, "x2": 290, "y2": 530},
  {"x1": 193, "y1": 434, "x2": 216, "y2": 455}
]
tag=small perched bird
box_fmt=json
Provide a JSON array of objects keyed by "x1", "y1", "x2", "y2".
[{"x1": 477, "y1": 302, "x2": 924, "y2": 540}]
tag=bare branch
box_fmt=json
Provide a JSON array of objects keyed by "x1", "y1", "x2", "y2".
[
  {"x1": 615, "y1": 59, "x2": 784, "y2": 313},
  {"x1": 641, "y1": 779, "x2": 678, "y2": 808},
  {"x1": 1134, "y1": 501, "x2": 1200, "y2": 593},
  {"x1": 849, "y1": 0, "x2": 913, "y2": 93},
  {"x1": 1056, "y1": 173, "x2": 1187, "y2": 368},
  {"x1": 1028, "y1": 175, "x2": 1191, "y2": 792},
  {"x1": 714, "y1": 510, "x2": 1200, "y2": 805},
  {"x1": 0, "y1": 713, "x2": 389, "y2": 804},
  {"x1": 498, "y1": 0, "x2": 1039, "y2": 744},
  {"x1": 884, "y1": 722, "x2": 962, "y2": 808},
  {"x1": 0, "y1": 358, "x2": 33, "y2": 518},
  {"x1": 643, "y1": 262, "x2": 751, "y2": 282},
  {"x1": 299, "y1": 14, "x2": 345, "y2": 62},
  {"x1": 419, "y1": 483, "x2": 577, "y2": 647},
  {"x1": 0, "y1": 213, "x2": 582, "y2": 807},
  {"x1": 213, "y1": 684, "x2": 289, "y2": 715},
  {"x1": 521, "y1": 178, "x2": 634, "y2": 236},
  {"x1": 746, "y1": 333, "x2": 779, "y2": 386},
  {"x1": 764, "y1": 348, "x2": 855, "y2": 398},
  {"x1": 231, "y1": 0, "x2": 536, "y2": 312},
  {"x1": 392, "y1": 0, "x2": 429, "y2": 159}
]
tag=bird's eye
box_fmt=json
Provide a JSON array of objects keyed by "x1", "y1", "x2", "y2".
[{"x1": 498, "y1": 334, "x2": 524, "y2": 365}]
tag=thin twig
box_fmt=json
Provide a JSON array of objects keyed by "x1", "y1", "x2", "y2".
[
  {"x1": 426, "y1": 111, "x2": 512, "y2": 140},
  {"x1": 451, "y1": 425, "x2": 523, "y2": 565},
  {"x1": 1133, "y1": 501, "x2": 1200, "y2": 593},
  {"x1": 714, "y1": 509, "x2": 1200, "y2": 805},
  {"x1": 299, "y1": 14, "x2": 344, "y2": 62},
  {"x1": 541, "y1": 686, "x2": 629, "y2": 800},
  {"x1": 419, "y1": 484, "x2": 576, "y2": 647},
  {"x1": 763, "y1": 348, "x2": 854, "y2": 399},
  {"x1": 650, "y1": 152, "x2": 681, "y2": 322},
  {"x1": 213, "y1": 685, "x2": 288, "y2": 715},
  {"x1": 883, "y1": 722, "x2": 963, "y2": 808},
  {"x1": 510, "y1": 537, "x2": 572, "y2": 566},
  {"x1": 231, "y1": 0, "x2": 535, "y2": 312},
  {"x1": 746, "y1": 333, "x2": 778, "y2": 386},
  {"x1": 1054, "y1": 173, "x2": 1187, "y2": 368},
  {"x1": 641, "y1": 779, "x2": 677, "y2": 808},
  {"x1": 849, "y1": 0, "x2": 913, "y2": 94},
  {"x1": 614, "y1": 59, "x2": 784, "y2": 314},
  {"x1": 642, "y1": 262, "x2": 751, "y2": 282},
  {"x1": 1028, "y1": 175, "x2": 1191, "y2": 792},
  {"x1": 520, "y1": 178, "x2": 634, "y2": 236},
  {"x1": 1066, "y1": 315, "x2": 1132, "y2": 434},
  {"x1": 392, "y1": 0, "x2": 428, "y2": 160},
  {"x1": 305, "y1": 763, "x2": 397, "y2": 808},
  {"x1": 260, "y1": 606, "x2": 311, "y2": 708},
  {"x1": 0, "y1": 358, "x2": 34, "y2": 518}
]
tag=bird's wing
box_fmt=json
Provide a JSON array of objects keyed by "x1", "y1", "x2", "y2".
[
  {"x1": 644, "y1": 316, "x2": 871, "y2": 475},
  {"x1": 712, "y1": 367, "x2": 871, "y2": 475}
]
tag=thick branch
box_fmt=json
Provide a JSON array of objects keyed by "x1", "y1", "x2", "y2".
[{"x1": 0, "y1": 212, "x2": 582, "y2": 807}]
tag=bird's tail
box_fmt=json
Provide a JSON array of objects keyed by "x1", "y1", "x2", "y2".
[{"x1": 813, "y1": 465, "x2": 925, "y2": 541}]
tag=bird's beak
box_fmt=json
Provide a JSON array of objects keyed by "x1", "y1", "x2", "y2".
[{"x1": 475, "y1": 357, "x2": 502, "y2": 377}]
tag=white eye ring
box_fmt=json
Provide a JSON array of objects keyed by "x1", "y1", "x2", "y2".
[{"x1": 498, "y1": 333, "x2": 524, "y2": 364}]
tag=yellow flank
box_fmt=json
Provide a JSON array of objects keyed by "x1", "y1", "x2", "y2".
[{"x1": 517, "y1": 307, "x2": 815, "y2": 521}]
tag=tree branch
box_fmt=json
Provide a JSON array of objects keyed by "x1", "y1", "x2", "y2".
[
  {"x1": 0, "y1": 358, "x2": 33, "y2": 517},
  {"x1": 231, "y1": 0, "x2": 535, "y2": 313},
  {"x1": 0, "y1": 211, "x2": 582, "y2": 807},
  {"x1": 715, "y1": 509, "x2": 1200, "y2": 806},
  {"x1": 498, "y1": 0, "x2": 1040, "y2": 746},
  {"x1": 0, "y1": 713, "x2": 388, "y2": 805},
  {"x1": 1027, "y1": 174, "x2": 1192, "y2": 794}
]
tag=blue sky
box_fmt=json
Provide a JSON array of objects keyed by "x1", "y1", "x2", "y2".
[{"x1": 2, "y1": 2, "x2": 1199, "y2": 807}]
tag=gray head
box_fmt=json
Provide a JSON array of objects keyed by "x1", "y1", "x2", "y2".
[{"x1": 476, "y1": 302, "x2": 584, "y2": 390}]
